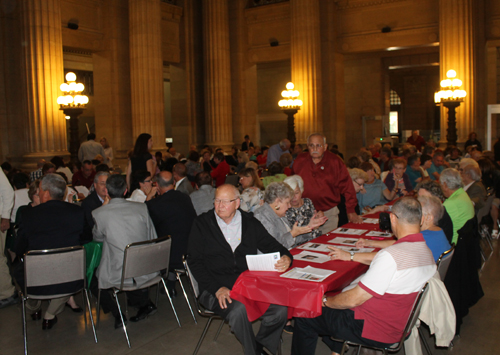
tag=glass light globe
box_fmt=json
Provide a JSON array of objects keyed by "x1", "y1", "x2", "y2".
[
  {"x1": 451, "y1": 79, "x2": 462, "y2": 87},
  {"x1": 57, "y1": 96, "x2": 65, "y2": 105},
  {"x1": 65, "y1": 115, "x2": 70, "y2": 120},
  {"x1": 446, "y1": 70, "x2": 456, "y2": 78},
  {"x1": 66, "y1": 72, "x2": 77, "y2": 82},
  {"x1": 440, "y1": 79, "x2": 451, "y2": 88},
  {"x1": 282, "y1": 90, "x2": 289, "y2": 98},
  {"x1": 82, "y1": 96, "x2": 89, "y2": 104},
  {"x1": 60, "y1": 83, "x2": 69, "y2": 92},
  {"x1": 286, "y1": 82, "x2": 294, "y2": 90},
  {"x1": 76, "y1": 83, "x2": 85, "y2": 92},
  {"x1": 65, "y1": 95, "x2": 74, "y2": 104}
]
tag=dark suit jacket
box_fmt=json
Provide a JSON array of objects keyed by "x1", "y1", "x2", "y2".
[
  {"x1": 176, "y1": 177, "x2": 194, "y2": 195},
  {"x1": 146, "y1": 190, "x2": 197, "y2": 269},
  {"x1": 466, "y1": 181, "x2": 487, "y2": 213},
  {"x1": 187, "y1": 209, "x2": 293, "y2": 296},
  {"x1": 13, "y1": 200, "x2": 84, "y2": 295},
  {"x1": 81, "y1": 191, "x2": 103, "y2": 244},
  {"x1": 15, "y1": 200, "x2": 84, "y2": 256}
]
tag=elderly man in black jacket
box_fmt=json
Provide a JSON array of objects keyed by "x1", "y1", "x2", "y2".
[{"x1": 188, "y1": 184, "x2": 293, "y2": 355}]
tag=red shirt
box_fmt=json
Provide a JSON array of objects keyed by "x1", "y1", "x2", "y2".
[
  {"x1": 407, "y1": 135, "x2": 426, "y2": 151},
  {"x1": 72, "y1": 170, "x2": 95, "y2": 189},
  {"x1": 292, "y1": 151, "x2": 358, "y2": 213},
  {"x1": 211, "y1": 160, "x2": 230, "y2": 187}
]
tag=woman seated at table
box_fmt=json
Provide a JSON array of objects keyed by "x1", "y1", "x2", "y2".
[
  {"x1": 254, "y1": 182, "x2": 325, "y2": 249},
  {"x1": 348, "y1": 168, "x2": 389, "y2": 217},
  {"x1": 127, "y1": 170, "x2": 156, "y2": 203},
  {"x1": 383, "y1": 158, "x2": 412, "y2": 196},
  {"x1": 357, "y1": 162, "x2": 398, "y2": 214},
  {"x1": 238, "y1": 167, "x2": 264, "y2": 212},
  {"x1": 283, "y1": 175, "x2": 327, "y2": 243},
  {"x1": 262, "y1": 161, "x2": 287, "y2": 188},
  {"x1": 329, "y1": 195, "x2": 451, "y2": 263}
]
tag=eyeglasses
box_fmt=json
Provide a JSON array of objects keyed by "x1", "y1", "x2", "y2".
[
  {"x1": 308, "y1": 144, "x2": 324, "y2": 150},
  {"x1": 214, "y1": 198, "x2": 238, "y2": 206},
  {"x1": 143, "y1": 179, "x2": 152, "y2": 183},
  {"x1": 354, "y1": 180, "x2": 364, "y2": 188}
]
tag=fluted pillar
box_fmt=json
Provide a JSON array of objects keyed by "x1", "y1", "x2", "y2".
[
  {"x1": 290, "y1": 0, "x2": 323, "y2": 143},
  {"x1": 129, "y1": 0, "x2": 165, "y2": 150},
  {"x1": 203, "y1": 0, "x2": 233, "y2": 148},
  {"x1": 439, "y1": 0, "x2": 478, "y2": 144},
  {"x1": 21, "y1": 0, "x2": 67, "y2": 157}
]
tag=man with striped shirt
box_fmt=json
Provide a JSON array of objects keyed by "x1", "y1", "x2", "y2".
[{"x1": 292, "y1": 197, "x2": 436, "y2": 355}]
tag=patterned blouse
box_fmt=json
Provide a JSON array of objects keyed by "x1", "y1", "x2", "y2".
[
  {"x1": 240, "y1": 187, "x2": 264, "y2": 212},
  {"x1": 285, "y1": 197, "x2": 321, "y2": 242}
]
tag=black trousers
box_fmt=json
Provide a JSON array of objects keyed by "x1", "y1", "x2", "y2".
[
  {"x1": 291, "y1": 308, "x2": 392, "y2": 354},
  {"x1": 90, "y1": 274, "x2": 150, "y2": 318}
]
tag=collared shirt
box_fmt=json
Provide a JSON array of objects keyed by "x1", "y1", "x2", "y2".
[
  {"x1": 215, "y1": 209, "x2": 242, "y2": 252},
  {"x1": 29, "y1": 168, "x2": 43, "y2": 183},
  {"x1": 175, "y1": 177, "x2": 187, "y2": 190},
  {"x1": 443, "y1": 188, "x2": 475, "y2": 244},
  {"x1": 463, "y1": 181, "x2": 474, "y2": 192}
]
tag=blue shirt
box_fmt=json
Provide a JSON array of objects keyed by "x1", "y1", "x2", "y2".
[
  {"x1": 405, "y1": 166, "x2": 422, "y2": 189},
  {"x1": 427, "y1": 162, "x2": 444, "y2": 180},
  {"x1": 266, "y1": 143, "x2": 289, "y2": 167},
  {"x1": 356, "y1": 179, "x2": 388, "y2": 211},
  {"x1": 421, "y1": 229, "x2": 451, "y2": 262}
]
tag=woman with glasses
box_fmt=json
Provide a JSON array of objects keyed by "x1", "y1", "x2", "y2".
[
  {"x1": 254, "y1": 182, "x2": 324, "y2": 249},
  {"x1": 356, "y1": 162, "x2": 398, "y2": 214},
  {"x1": 127, "y1": 170, "x2": 156, "y2": 203}
]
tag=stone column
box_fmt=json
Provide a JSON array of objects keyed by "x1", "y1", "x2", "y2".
[
  {"x1": 290, "y1": 0, "x2": 323, "y2": 143},
  {"x1": 21, "y1": 0, "x2": 67, "y2": 157},
  {"x1": 129, "y1": 0, "x2": 165, "y2": 150},
  {"x1": 439, "y1": 0, "x2": 478, "y2": 144},
  {"x1": 203, "y1": 0, "x2": 233, "y2": 148}
]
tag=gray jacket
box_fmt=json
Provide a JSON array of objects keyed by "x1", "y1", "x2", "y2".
[
  {"x1": 253, "y1": 203, "x2": 308, "y2": 249},
  {"x1": 92, "y1": 198, "x2": 158, "y2": 289},
  {"x1": 190, "y1": 184, "x2": 216, "y2": 216}
]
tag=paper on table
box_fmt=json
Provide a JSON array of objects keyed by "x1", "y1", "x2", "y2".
[
  {"x1": 74, "y1": 185, "x2": 90, "y2": 197},
  {"x1": 280, "y1": 265, "x2": 336, "y2": 282},
  {"x1": 297, "y1": 242, "x2": 332, "y2": 253},
  {"x1": 328, "y1": 237, "x2": 359, "y2": 246},
  {"x1": 365, "y1": 231, "x2": 393, "y2": 238},
  {"x1": 334, "y1": 246, "x2": 375, "y2": 253},
  {"x1": 246, "y1": 252, "x2": 280, "y2": 271},
  {"x1": 294, "y1": 251, "x2": 331, "y2": 263},
  {"x1": 362, "y1": 218, "x2": 379, "y2": 224},
  {"x1": 330, "y1": 227, "x2": 367, "y2": 235}
]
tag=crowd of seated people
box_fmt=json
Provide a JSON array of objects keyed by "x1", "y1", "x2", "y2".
[{"x1": 0, "y1": 130, "x2": 495, "y2": 355}]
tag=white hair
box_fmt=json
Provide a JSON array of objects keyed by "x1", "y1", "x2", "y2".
[{"x1": 283, "y1": 175, "x2": 304, "y2": 193}]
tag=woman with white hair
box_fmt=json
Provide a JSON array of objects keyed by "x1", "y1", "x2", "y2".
[
  {"x1": 254, "y1": 182, "x2": 325, "y2": 249},
  {"x1": 460, "y1": 164, "x2": 487, "y2": 213},
  {"x1": 283, "y1": 175, "x2": 328, "y2": 243}
]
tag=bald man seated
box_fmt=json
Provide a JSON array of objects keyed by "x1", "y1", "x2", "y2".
[{"x1": 188, "y1": 184, "x2": 293, "y2": 355}]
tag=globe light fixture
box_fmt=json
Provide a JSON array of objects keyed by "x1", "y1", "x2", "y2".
[
  {"x1": 278, "y1": 82, "x2": 303, "y2": 145},
  {"x1": 434, "y1": 70, "x2": 467, "y2": 147}
]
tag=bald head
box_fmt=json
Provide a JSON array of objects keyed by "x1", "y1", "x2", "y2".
[
  {"x1": 157, "y1": 171, "x2": 175, "y2": 194},
  {"x1": 215, "y1": 184, "x2": 240, "y2": 200},
  {"x1": 214, "y1": 184, "x2": 241, "y2": 223}
]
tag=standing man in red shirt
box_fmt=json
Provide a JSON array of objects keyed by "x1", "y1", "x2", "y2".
[
  {"x1": 210, "y1": 152, "x2": 230, "y2": 187},
  {"x1": 293, "y1": 133, "x2": 361, "y2": 233},
  {"x1": 406, "y1": 130, "x2": 426, "y2": 151}
]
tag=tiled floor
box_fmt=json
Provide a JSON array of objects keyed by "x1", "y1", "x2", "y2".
[{"x1": 1, "y1": 243, "x2": 500, "y2": 355}]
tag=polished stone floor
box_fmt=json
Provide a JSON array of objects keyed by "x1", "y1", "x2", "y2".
[{"x1": 1, "y1": 243, "x2": 500, "y2": 355}]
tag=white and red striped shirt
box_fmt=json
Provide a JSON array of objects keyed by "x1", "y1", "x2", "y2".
[{"x1": 354, "y1": 233, "x2": 436, "y2": 344}]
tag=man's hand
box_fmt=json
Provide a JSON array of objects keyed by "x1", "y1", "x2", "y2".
[
  {"x1": 355, "y1": 239, "x2": 368, "y2": 248},
  {"x1": 102, "y1": 195, "x2": 110, "y2": 206},
  {"x1": 0, "y1": 218, "x2": 10, "y2": 232},
  {"x1": 348, "y1": 212, "x2": 362, "y2": 224},
  {"x1": 327, "y1": 246, "x2": 350, "y2": 261},
  {"x1": 215, "y1": 287, "x2": 232, "y2": 309},
  {"x1": 274, "y1": 255, "x2": 291, "y2": 272}
]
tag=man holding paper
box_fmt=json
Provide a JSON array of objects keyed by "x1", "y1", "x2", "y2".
[
  {"x1": 188, "y1": 184, "x2": 293, "y2": 355},
  {"x1": 291, "y1": 197, "x2": 436, "y2": 355}
]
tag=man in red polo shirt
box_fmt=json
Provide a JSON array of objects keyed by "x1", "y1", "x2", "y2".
[
  {"x1": 407, "y1": 130, "x2": 426, "y2": 151},
  {"x1": 210, "y1": 152, "x2": 230, "y2": 187},
  {"x1": 72, "y1": 160, "x2": 96, "y2": 189},
  {"x1": 293, "y1": 133, "x2": 360, "y2": 233}
]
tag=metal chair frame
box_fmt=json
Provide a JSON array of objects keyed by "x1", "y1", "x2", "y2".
[
  {"x1": 174, "y1": 267, "x2": 198, "y2": 323},
  {"x1": 436, "y1": 244, "x2": 456, "y2": 281},
  {"x1": 19, "y1": 246, "x2": 97, "y2": 355},
  {"x1": 96, "y1": 236, "x2": 181, "y2": 348},
  {"x1": 477, "y1": 190, "x2": 495, "y2": 264},
  {"x1": 332, "y1": 283, "x2": 429, "y2": 355}
]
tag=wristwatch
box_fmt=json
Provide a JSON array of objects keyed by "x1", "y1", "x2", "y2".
[{"x1": 350, "y1": 251, "x2": 355, "y2": 261}]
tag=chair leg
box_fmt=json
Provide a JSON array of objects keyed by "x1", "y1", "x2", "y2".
[
  {"x1": 84, "y1": 289, "x2": 98, "y2": 344},
  {"x1": 22, "y1": 297, "x2": 28, "y2": 355},
  {"x1": 81, "y1": 291, "x2": 87, "y2": 327},
  {"x1": 155, "y1": 283, "x2": 160, "y2": 307},
  {"x1": 176, "y1": 271, "x2": 197, "y2": 324},
  {"x1": 161, "y1": 278, "x2": 181, "y2": 327},
  {"x1": 418, "y1": 327, "x2": 432, "y2": 355},
  {"x1": 194, "y1": 317, "x2": 214, "y2": 355},
  {"x1": 96, "y1": 289, "x2": 101, "y2": 328},
  {"x1": 213, "y1": 319, "x2": 224, "y2": 341},
  {"x1": 113, "y1": 291, "x2": 131, "y2": 348}
]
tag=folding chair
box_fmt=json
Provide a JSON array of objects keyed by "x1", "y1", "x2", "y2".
[
  {"x1": 183, "y1": 256, "x2": 225, "y2": 355},
  {"x1": 225, "y1": 173, "x2": 240, "y2": 187},
  {"x1": 96, "y1": 236, "x2": 180, "y2": 348},
  {"x1": 332, "y1": 283, "x2": 429, "y2": 355},
  {"x1": 19, "y1": 246, "x2": 97, "y2": 355},
  {"x1": 436, "y1": 244, "x2": 455, "y2": 281},
  {"x1": 477, "y1": 191, "x2": 495, "y2": 262},
  {"x1": 174, "y1": 266, "x2": 197, "y2": 323}
]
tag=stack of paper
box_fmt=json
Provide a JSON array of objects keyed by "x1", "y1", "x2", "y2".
[
  {"x1": 246, "y1": 252, "x2": 280, "y2": 271},
  {"x1": 330, "y1": 228, "x2": 367, "y2": 235},
  {"x1": 280, "y1": 266, "x2": 336, "y2": 282},
  {"x1": 294, "y1": 251, "x2": 331, "y2": 263},
  {"x1": 328, "y1": 237, "x2": 359, "y2": 246},
  {"x1": 334, "y1": 246, "x2": 375, "y2": 253},
  {"x1": 297, "y1": 242, "x2": 332, "y2": 252},
  {"x1": 365, "y1": 231, "x2": 393, "y2": 238},
  {"x1": 362, "y1": 218, "x2": 379, "y2": 224}
]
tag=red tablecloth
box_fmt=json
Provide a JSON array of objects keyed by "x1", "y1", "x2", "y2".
[{"x1": 230, "y1": 213, "x2": 392, "y2": 321}]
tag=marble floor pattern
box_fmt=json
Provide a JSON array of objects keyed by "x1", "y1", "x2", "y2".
[{"x1": 1, "y1": 242, "x2": 500, "y2": 355}]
